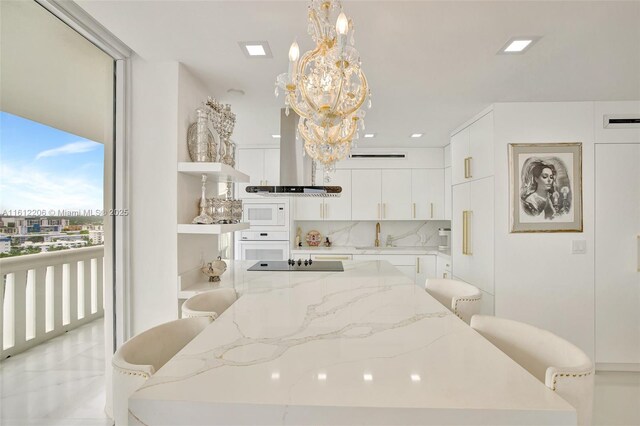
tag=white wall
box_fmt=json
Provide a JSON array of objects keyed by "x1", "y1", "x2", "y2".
[
  {"x1": 128, "y1": 59, "x2": 217, "y2": 335},
  {"x1": 492, "y1": 101, "x2": 640, "y2": 359},
  {"x1": 128, "y1": 56, "x2": 179, "y2": 334}
]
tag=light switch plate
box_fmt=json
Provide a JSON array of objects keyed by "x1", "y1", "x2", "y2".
[{"x1": 571, "y1": 240, "x2": 587, "y2": 254}]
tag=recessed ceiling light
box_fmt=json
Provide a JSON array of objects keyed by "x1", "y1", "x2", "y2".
[
  {"x1": 364, "y1": 133, "x2": 375, "y2": 138},
  {"x1": 271, "y1": 372, "x2": 280, "y2": 380},
  {"x1": 411, "y1": 374, "x2": 421, "y2": 382},
  {"x1": 246, "y1": 45, "x2": 265, "y2": 56},
  {"x1": 411, "y1": 133, "x2": 423, "y2": 138},
  {"x1": 498, "y1": 36, "x2": 541, "y2": 54},
  {"x1": 272, "y1": 134, "x2": 281, "y2": 139},
  {"x1": 239, "y1": 41, "x2": 273, "y2": 58},
  {"x1": 317, "y1": 373, "x2": 327, "y2": 381},
  {"x1": 363, "y1": 373, "x2": 373, "y2": 382}
]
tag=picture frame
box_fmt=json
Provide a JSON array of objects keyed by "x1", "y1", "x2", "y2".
[{"x1": 509, "y1": 142, "x2": 583, "y2": 233}]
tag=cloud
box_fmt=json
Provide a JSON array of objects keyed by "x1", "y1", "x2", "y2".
[
  {"x1": 0, "y1": 163, "x2": 103, "y2": 211},
  {"x1": 35, "y1": 141, "x2": 99, "y2": 160}
]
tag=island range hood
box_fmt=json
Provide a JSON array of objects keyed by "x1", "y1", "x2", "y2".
[{"x1": 245, "y1": 109, "x2": 342, "y2": 197}]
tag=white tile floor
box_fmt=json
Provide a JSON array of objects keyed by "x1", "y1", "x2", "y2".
[
  {"x1": 1, "y1": 318, "x2": 112, "y2": 426},
  {"x1": 1, "y1": 318, "x2": 638, "y2": 426}
]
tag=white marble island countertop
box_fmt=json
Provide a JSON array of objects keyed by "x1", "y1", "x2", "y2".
[{"x1": 130, "y1": 261, "x2": 574, "y2": 425}]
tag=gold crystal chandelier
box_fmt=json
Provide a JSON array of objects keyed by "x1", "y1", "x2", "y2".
[{"x1": 275, "y1": 0, "x2": 371, "y2": 170}]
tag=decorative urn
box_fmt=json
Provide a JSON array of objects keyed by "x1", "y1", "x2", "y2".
[{"x1": 201, "y1": 256, "x2": 227, "y2": 282}]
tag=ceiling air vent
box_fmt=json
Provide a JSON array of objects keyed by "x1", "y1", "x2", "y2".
[
  {"x1": 349, "y1": 153, "x2": 406, "y2": 159},
  {"x1": 603, "y1": 114, "x2": 640, "y2": 129}
]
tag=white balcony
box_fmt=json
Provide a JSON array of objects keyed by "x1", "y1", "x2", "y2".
[{"x1": 1, "y1": 246, "x2": 105, "y2": 359}]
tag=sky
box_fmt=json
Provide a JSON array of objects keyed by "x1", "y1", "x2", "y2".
[{"x1": 0, "y1": 112, "x2": 104, "y2": 213}]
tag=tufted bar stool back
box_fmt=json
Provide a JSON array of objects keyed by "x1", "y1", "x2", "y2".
[
  {"x1": 425, "y1": 278, "x2": 482, "y2": 323},
  {"x1": 112, "y1": 316, "x2": 212, "y2": 425},
  {"x1": 471, "y1": 315, "x2": 594, "y2": 425},
  {"x1": 182, "y1": 287, "x2": 238, "y2": 320}
]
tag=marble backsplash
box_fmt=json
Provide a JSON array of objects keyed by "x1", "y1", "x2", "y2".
[{"x1": 294, "y1": 220, "x2": 451, "y2": 248}]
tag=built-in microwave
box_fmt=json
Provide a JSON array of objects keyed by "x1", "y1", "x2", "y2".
[{"x1": 242, "y1": 202, "x2": 287, "y2": 228}]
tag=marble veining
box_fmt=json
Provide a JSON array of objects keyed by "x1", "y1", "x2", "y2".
[
  {"x1": 295, "y1": 220, "x2": 449, "y2": 248},
  {"x1": 130, "y1": 261, "x2": 576, "y2": 425}
]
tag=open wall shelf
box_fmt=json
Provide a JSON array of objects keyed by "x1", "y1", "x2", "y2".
[
  {"x1": 177, "y1": 223, "x2": 250, "y2": 235},
  {"x1": 178, "y1": 162, "x2": 249, "y2": 183}
]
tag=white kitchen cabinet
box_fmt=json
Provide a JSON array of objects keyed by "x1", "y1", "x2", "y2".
[
  {"x1": 451, "y1": 127, "x2": 469, "y2": 186},
  {"x1": 263, "y1": 149, "x2": 280, "y2": 186},
  {"x1": 237, "y1": 148, "x2": 280, "y2": 198},
  {"x1": 294, "y1": 169, "x2": 351, "y2": 221},
  {"x1": 352, "y1": 169, "x2": 382, "y2": 220},
  {"x1": 411, "y1": 169, "x2": 444, "y2": 220},
  {"x1": 444, "y1": 168, "x2": 452, "y2": 220},
  {"x1": 237, "y1": 148, "x2": 280, "y2": 192},
  {"x1": 452, "y1": 177, "x2": 494, "y2": 300},
  {"x1": 294, "y1": 197, "x2": 324, "y2": 220},
  {"x1": 436, "y1": 255, "x2": 452, "y2": 280},
  {"x1": 468, "y1": 112, "x2": 494, "y2": 181},
  {"x1": 381, "y1": 169, "x2": 412, "y2": 220},
  {"x1": 324, "y1": 169, "x2": 352, "y2": 220},
  {"x1": 451, "y1": 111, "x2": 493, "y2": 186},
  {"x1": 415, "y1": 255, "x2": 437, "y2": 287},
  {"x1": 595, "y1": 143, "x2": 640, "y2": 366}
]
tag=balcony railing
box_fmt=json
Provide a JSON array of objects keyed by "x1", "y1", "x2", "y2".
[{"x1": 1, "y1": 246, "x2": 104, "y2": 359}]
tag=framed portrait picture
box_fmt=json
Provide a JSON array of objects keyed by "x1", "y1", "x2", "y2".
[{"x1": 509, "y1": 142, "x2": 583, "y2": 233}]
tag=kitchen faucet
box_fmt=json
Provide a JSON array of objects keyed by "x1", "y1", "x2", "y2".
[{"x1": 375, "y1": 222, "x2": 381, "y2": 247}]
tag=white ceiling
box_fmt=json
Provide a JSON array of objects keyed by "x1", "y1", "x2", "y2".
[{"x1": 76, "y1": 1, "x2": 640, "y2": 148}]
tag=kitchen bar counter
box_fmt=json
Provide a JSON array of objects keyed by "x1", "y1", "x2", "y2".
[
  {"x1": 130, "y1": 261, "x2": 574, "y2": 425},
  {"x1": 291, "y1": 245, "x2": 451, "y2": 258}
]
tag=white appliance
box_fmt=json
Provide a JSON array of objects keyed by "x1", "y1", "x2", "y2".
[
  {"x1": 242, "y1": 201, "x2": 287, "y2": 228},
  {"x1": 236, "y1": 230, "x2": 290, "y2": 261},
  {"x1": 235, "y1": 199, "x2": 291, "y2": 261}
]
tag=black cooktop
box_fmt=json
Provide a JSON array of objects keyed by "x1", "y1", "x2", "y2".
[{"x1": 248, "y1": 260, "x2": 344, "y2": 272}]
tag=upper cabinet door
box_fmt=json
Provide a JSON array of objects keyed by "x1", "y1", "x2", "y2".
[
  {"x1": 352, "y1": 169, "x2": 381, "y2": 220},
  {"x1": 381, "y1": 169, "x2": 412, "y2": 220},
  {"x1": 451, "y1": 127, "x2": 470, "y2": 186},
  {"x1": 238, "y1": 149, "x2": 265, "y2": 185},
  {"x1": 411, "y1": 169, "x2": 444, "y2": 220},
  {"x1": 324, "y1": 169, "x2": 351, "y2": 220},
  {"x1": 469, "y1": 111, "x2": 494, "y2": 181},
  {"x1": 294, "y1": 197, "x2": 324, "y2": 221},
  {"x1": 263, "y1": 149, "x2": 280, "y2": 186}
]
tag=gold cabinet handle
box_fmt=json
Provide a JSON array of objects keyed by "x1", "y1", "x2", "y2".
[
  {"x1": 413, "y1": 203, "x2": 416, "y2": 219},
  {"x1": 416, "y1": 257, "x2": 420, "y2": 274},
  {"x1": 462, "y1": 211, "x2": 467, "y2": 254},
  {"x1": 320, "y1": 203, "x2": 323, "y2": 219},
  {"x1": 383, "y1": 203, "x2": 386, "y2": 219},
  {"x1": 430, "y1": 203, "x2": 434, "y2": 219},
  {"x1": 464, "y1": 157, "x2": 473, "y2": 179},
  {"x1": 462, "y1": 210, "x2": 473, "y2": 255}
]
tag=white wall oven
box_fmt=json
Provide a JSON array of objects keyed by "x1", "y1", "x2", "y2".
[
  {"x1": 242, "y1": 202, "x2": 287, "y2": 228},
  {"x1": 236, "y1": 231, "x2": 290, "y2": 261}
]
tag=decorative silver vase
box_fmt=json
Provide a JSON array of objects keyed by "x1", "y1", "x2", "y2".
[{"x1": 187, "y1": 107, "x2": 218, "y2": 162}]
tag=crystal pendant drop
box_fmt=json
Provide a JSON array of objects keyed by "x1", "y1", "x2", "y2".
[
  {"x1": 285, "y1": 106, "x2": 290, "y2": 116},
  {"x1": 275, "y1": 86, "x2": 279, "y2": 97}
]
